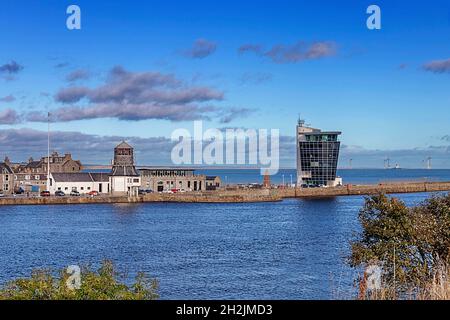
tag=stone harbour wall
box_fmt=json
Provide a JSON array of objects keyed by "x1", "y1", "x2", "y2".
[{"x1": 1, "y1": 181, "x2": 449, "y2": 206}]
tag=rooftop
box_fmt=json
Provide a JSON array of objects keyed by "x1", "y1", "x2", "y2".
[
  {"x1": 115, "y1": 141, "x2": 133, "y2": 149},
  {"x1": 51, "y1": 172, "x2": 109, "y2": 182}
]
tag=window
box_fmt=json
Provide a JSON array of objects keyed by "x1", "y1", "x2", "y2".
[
  {"x1": 87, "y1": 187, "x2": 91, "y2": 190},
  {"x1": 65, "y1": 187, "x2": 68, "y2": 191},
  {"x1": 81, "y1": 187, "x2": 84, "y2": 190},
  {"x1": 133, "y1": 178, "x2": 139, "y2": 183},
  {"x1": 5, "y1": 175, "x2": 8, "y2": 181},
  {"x1": 35, "y1": 175, "x2": 39, "y2": 180}
]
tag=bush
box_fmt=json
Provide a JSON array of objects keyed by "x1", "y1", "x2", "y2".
[
  {"x1": 350, "y1": 193, "x2": 450, "y2": 299},
  {"x1": 0, "y1": 260, "x2": 159, "y2": 300}
]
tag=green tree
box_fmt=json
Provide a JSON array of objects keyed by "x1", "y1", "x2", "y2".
[
  {"x1": 350, "y1": 193, "x2": 450, "y2": 298},
  {"x1": 0, "y1": 260, "x2": 159, "y2": 300}
]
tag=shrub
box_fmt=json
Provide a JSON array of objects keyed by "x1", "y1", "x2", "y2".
[
  {"x1": 350, "y1": 193, "x2": 450, "y2": 299},
  {"x1": 0, "y1": 260, "x2": 159, "y2": 300}
]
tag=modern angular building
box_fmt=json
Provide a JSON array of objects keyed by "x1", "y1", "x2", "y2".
[{"x1": 296, "y1": 119, "x2": 342, "y2": 187}]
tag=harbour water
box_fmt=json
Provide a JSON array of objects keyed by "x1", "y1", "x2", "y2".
[
  {"x1": 0, "y1": 189, "x2": 444, "y2": 299},
  {"x1": 197, "y1": 168, "x2": 450, "y2": 185}
]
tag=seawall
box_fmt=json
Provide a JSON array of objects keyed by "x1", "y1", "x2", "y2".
[
  {"x1": 0, "y1": 181, "x2": 449, "y2": 206},
  {"x1": 277, "y1": 181, "x2": 450, "y2": 198}
]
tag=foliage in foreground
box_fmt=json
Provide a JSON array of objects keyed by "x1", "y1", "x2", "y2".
[
  {"x1": 0, "y1": 260, "x2": 159, "y2": 300},
  {"x1": 350, "y1": 193, "x2": 450, "y2": 300}
]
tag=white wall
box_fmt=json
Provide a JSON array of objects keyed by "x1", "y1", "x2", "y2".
[
  {"x1": 49, "y1": 176, "x2": 110, "y2": 194},
  {"x1": 111, "y1": 176, "x2": 141, "y2": 195}
]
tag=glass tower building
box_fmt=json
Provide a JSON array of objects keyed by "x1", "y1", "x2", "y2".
[{"x1": 296, "y1": 120, "x2": 341, "y2": 187}]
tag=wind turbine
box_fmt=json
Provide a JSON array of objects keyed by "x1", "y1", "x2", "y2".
[
  {"x1": 426, "y1": 157, "x2": 432, "y2": 170},
  {"x1": 384, "y1": 157, "x2": 391, "y2": 169}
]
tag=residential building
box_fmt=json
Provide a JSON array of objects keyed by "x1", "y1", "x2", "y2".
[
  {"x1": 296, "y1": 119, "x2": 342, "y2": 187},
  {"x1": 0, "y1": 160, "x2": 14, "y2": 195},
  {"x1": 12, "y1": 152, "x2": 82, "y2": 192}
]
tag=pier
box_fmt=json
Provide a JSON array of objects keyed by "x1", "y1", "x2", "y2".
[{"x1": 1, "y1": 181, "x2": 450, "y2": 206}]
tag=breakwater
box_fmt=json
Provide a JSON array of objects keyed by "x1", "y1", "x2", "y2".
[
  {"x1": 1, "y1": 181, "x2": 450, "y2": 206},
  {"x1": 279, "y1": 181, "x2": 450, "y2": 198}
]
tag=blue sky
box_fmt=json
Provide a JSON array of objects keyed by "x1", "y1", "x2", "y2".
[{"x1": 0, "y1": 0, "x2": 449, "y2": 167}]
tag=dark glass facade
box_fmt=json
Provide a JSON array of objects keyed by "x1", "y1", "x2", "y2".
[{"x1": 298, "y1": 133, "x2": 340, "y2": 186}]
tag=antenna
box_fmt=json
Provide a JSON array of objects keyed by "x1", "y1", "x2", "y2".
[{"x1": 297, "y1": 114, "x2": 305, "y2": 127}]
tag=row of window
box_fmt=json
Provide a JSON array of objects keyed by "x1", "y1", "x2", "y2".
[
  {"x1": 142, "y1": 170, "x2": 194, "y2": 177},
  {"x1": 304, "y1": 135, "x2": 339, "y2": 142},
  {"x1": 57, "y1": 186, "x2": 92, "y2": 191}
]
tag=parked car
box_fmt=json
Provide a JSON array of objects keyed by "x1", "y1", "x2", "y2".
[
  {"x1": 144, "y1": 189, "x2": 153, "y2": 193},
  {"x1": 40, "y1": 191, "x2": 51, "y2": 197},
  {"x1": 55, "y1": 190, "x2": 65, "y2": 197},
  {"x1": 171, "y1": 188, "x2": 179, "y2": 193},
  {"x1": 88, "y1": 190, "x2": 99, "y2": 196},
  {"x1": 14, "y1": 187, "x2": 25, "y2": 194},
  {"x1": 70, "y1": 190, "x2": 81, "y2": 197},
  {"x1": 138, "y1": 189, "x2": 146, "y2": 195},
  {"x1": 0, "y1": 192, "x2": 4, "y2": 197}
]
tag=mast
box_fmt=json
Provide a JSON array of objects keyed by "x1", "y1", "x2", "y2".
[{"x1": 46, "y1": 112, "x2": 50, "y2": 191}]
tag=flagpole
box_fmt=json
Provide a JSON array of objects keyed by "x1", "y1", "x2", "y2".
[{"x1": 46, "y1": 112, "x2": 50, "y2": 191}]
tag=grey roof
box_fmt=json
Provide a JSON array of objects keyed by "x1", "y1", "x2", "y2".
[
  {"x1": 90, "y1": 173, "x2": 110, "y2": 182},
  {"x1": 0, "y1": 162, "x2": 13, "y2": 174},
  {"x1": 26, "y1": 161, "x2": 42, "y2": 168},
  {"x1": 110, "y1": 165, "x2": 139, "y2": 177},
  {"x1": 206, "y1": 176, "x2": 219, "y2": 180},
  {"x1": 52, "y1": 172, "x2": 110, "y2": 183},
  {"x1": 115, "y1": 141, "x2": 133, "y2": 149}
]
